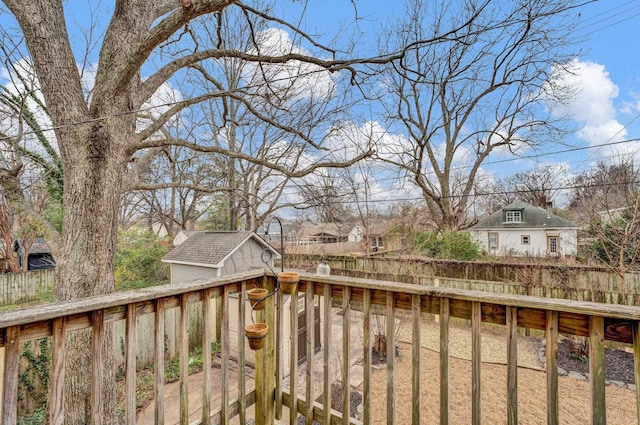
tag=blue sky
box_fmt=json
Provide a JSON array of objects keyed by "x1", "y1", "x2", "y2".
[
  {"x1": 274, "y1": 1, "x2": 640, "y2": 206},
  {"x1": 2, "y1": 1, "x2": 640, "y2": 211}
]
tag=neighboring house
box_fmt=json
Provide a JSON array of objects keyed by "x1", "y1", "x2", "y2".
[
  {"x1": 362, "y1": 222, "x2": 408, "y2": 252},
  {"x1": 296, "y1": 222, "x2": 348, "y2": 245},
  {"x1": 348, "y1": 224, "x2": 364, "y2": 244},
  {"x1": 152, "y1": 222, "x2": 185, "y2": 238},
  {"x1": 257, "y1": 221, "x2": 300, "y2": 251},
  {"x1": 597, "y1": 206, "x2": 629, "y2": 223},
  {"x1": 469, "y1": 200, "x2": 579, "y2": 257},
  {"x1": 172, "y1": 229, "x2": 205, "y2": 247},
  {"x1": 13, "y1": 238, "x2": 55, "y2": 270}
]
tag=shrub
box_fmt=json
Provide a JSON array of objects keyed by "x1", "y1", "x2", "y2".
[
  {"x1": 115, "y1": 231, "x2": 170, "y2": 288},
  {"x1": 415, "y1": 230, "x2": 480, "y2": 261}
]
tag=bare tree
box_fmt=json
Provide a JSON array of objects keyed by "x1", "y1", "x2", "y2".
[
  {"x1": 378, "y1": 0, "x2": 578, "y2": 231},
  {"x1": 475, "y1": 165, "x2": 567, "y2": 215},
  {"x1": 186, "y1": 9, "x2": 363, "y2": 231},
  {"x1": 297, "y1": 170, "x2": 354, "y2": 223},
  {"x1": 569, "y1": 158, "x2": 640, "y2": 292},
  {"x1": 127, "y1": 144, "x2": 225, "y2": 235},
  {"x1": 569, "y1": 159, "x2": 639, "y2": 212},
  {"x1": 0, "y1": 51, "x2": 60, "y2": 272},
  {"x1": 0, "y1": 193, "x2": 21, "y2": 271},
  {"x1": 0, "y1": 2, "x2": 387, "y2": 421}
]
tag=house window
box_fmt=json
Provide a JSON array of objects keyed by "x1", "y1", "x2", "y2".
[
  {"x1": 548, "y1": 236, "x2": 558, "y2": 255},
  {"x1": 372, "y1": 237, "x2": 383, "y2": 248},
  {"x1": 505, "y1": 210, "x2": 522, "y2": 222},
  {"x1": 488, "y1": 232, "x2": 498, "y2": 251},
  {"x1": 521, "y1": 235, "x2": 530, "y2": 245}
]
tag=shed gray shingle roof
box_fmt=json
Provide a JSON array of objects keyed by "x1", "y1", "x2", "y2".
[
  {"x1": 471, "y1": 200, "x2": 578, "y2": 229},
  {"x1": 162, "y1": 231, "x2": 277, "y2": 267}
]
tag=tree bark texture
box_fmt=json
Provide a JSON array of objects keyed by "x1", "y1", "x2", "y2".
[{"x1": 2, "y1": 1, "x2": 234, "y2": 422}]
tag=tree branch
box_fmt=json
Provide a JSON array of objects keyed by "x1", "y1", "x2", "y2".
[{"x1": 135, "y1": 137, "x2": 374, "y2": 178}]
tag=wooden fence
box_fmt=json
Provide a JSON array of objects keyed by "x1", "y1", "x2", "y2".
[
  {"x1": 5, "y1": 269, "x2": 640, "y2": 424},
  {"x1": 285, "y1": 254, "x2": 640, "y2": 305},
  {"x1": 0, "y1": 270, "x2": 53, "y2": 305}
]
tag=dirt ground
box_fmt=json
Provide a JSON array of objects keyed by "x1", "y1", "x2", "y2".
[
  {"x1": 136, "y1": 318, "x2": 637, "y2": 424},
  {"x1": 369, "y1": 319, "x2": 637, "y2": 425},
  {"x1": 370, "y1": 342, "x2": 636, "y2": 425}
]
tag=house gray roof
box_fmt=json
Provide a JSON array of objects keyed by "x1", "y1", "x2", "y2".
[
  {"x1": 369, "y1": 221, "x2": 401, "y2": 237},
  {"x1": 162, "y1": 231, "x2": 278, "y2": 267},
  {"x1": 471, "y1": 200, "x2": 579, "y2": 229},
  {"x1": 299, "y1": 222, "x2": 344, "y2": 238},
  {"x1": 14, "y1": 238, "x2": 51, "y2": 254}
]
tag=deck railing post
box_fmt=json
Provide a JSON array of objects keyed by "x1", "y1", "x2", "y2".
[
  {"x1": 6, "y1": 270, "x2": 640, "y2": 424},
  {"x1": 589, "y1": 316, "x2": 606, "y2": 425},
  {"x1": 255, "y1": 276, "x2": 276, "y2": 425},
  {"x1": 3, "y1": 326, "x2": 21, "y2": 425}
]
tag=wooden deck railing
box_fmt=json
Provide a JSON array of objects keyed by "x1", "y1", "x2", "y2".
[{"x1": 2, "y1": 269, "x2": 640, "y2": 424}]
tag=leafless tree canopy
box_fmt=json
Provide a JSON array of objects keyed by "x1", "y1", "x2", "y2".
[
  {"x1": 0, "y1": 1, "x2": 585, "y2": 421},
  {"x1": 569, "y1": 157, "x2": 640, "y2": 292},
  {"x1": 378, "y1": 0, "x2": 578, "y2": 231},
  {"x1": 475, "y1": 165, "x2": 567, "y2": 216}
]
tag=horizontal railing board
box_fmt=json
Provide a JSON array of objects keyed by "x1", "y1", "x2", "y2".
[
  {"x1": 0, "y1": 272, "x2": 265, "y2": 329},
  {"x1": 298, "y1": 276, "x2": 640, "y2": 343},
  {"x1": 0, "y1": 274, "x2": 265, "y2": 347},
  {"x1": 281, "y1": 391, "x2": 363, "y2": 425},
  {"x1": 191, "y1": 390, "x2": 257, "y2": 425},
  {"x1": 3, "y1": 271, "x2": 640, "y2": 348},
  {"x1": 296, "y1": 274, "x2": 640, "y2": 319}
]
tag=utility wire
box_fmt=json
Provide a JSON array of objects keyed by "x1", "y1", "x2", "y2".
[
  {"x1": 276, "y1": 177, "x2": 640, "y2": 206},
  {"x1": 0, "y1": 0, "x2": 605, "y2": 144}
]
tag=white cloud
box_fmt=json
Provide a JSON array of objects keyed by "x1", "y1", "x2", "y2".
[
  {"x1": 136, "y1": 82, "x2": 184, "y2": 134},
  {"x1": 243, "y1": 28, "x2": 336, "y2": 102},
  {"x1": 142, "y1": 82, "x2": 183, "y2": 116},
  {"x1": 323, "y1": 121, "x2": 381, "y2": 162},
  {"x1": 80, "y1": 63, "x2": 98, "y2": 99},
  {"x1": 549, "y1": 59, "x2": 626, "y2": 145},
  {"x1": 0, "y1": 58, "x2": 57, "y2": 165}
]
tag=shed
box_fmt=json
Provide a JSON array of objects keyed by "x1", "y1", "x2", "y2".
[
  {"x1": 13, "y1": 238, "x2": 55, "y2": 270},
  {"x1": 162, "y1": 231, "x2": 280, "y2": 281},
  {"x1": 161, "y1": 231, "x2": 318, "y2": 367}
]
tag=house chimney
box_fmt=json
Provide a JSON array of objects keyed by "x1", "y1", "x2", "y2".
[
  {"x1": 538, "y1": 195, "x2": 553, "y2": 210},
  {"x1": 538, "y1": 196, "x2": 546, "y2": 208}
]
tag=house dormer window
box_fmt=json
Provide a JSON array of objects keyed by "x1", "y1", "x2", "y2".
[{"x1": 504, "y1": 210, "x2": 523, "y2": 223}]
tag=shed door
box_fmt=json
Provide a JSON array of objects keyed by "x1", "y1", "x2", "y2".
[{"x1": 297, "y1": 295, "x2": 321, "y2": 364}]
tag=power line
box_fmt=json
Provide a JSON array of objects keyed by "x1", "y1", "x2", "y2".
[
  {"x1": 276, "y1": 177, "x2": 640, "y2": 206},
  {"x1": 0, "y1": 0, "x2": 607, "y2": 144},
  {"x1": 578, "y1": 1, "x2": 639, "y2": 25}
]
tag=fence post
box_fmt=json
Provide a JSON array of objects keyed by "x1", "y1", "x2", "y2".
[{"x1": 255, "y1": 276, "x2": 275, "y2": 425}]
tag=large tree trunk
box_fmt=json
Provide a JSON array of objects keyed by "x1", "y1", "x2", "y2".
[
  {"x1": 4, "y1": 2, "x2": 123, "y2": 422},
  {"x1": 55, "y1": 130, "x2": 127, "y2": 423}
]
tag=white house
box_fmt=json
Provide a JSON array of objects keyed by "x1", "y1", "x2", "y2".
[
  {"x1": 348, "y1": 224, "x2": 364, "y2": 243},
  {"x1": 469, "y1": 200, "x2": 579, "y2": 257}
]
